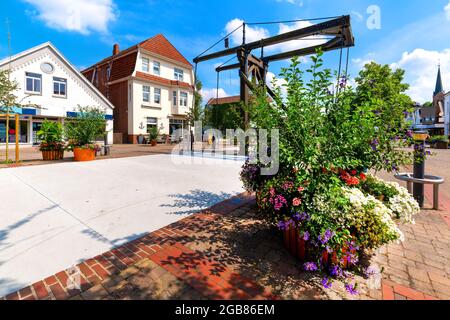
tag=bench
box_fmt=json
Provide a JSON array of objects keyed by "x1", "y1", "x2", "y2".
[{"x1": 394, "y1": 173, "x2": 445, "y2": 210}]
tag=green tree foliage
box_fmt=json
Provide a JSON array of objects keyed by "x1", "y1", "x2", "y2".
[
  {"x1": 0, "y1": 70, "x2": 19, "y2": 112},
  {"x1": 187, "y1": 79, "x2": 203, "y2": 126},
  {"x1": 203, "y1": 102, "x2": 244, "y2": 132},
  {"x1": 65, "y1": 106, "x2": 106, "y2": 148}
]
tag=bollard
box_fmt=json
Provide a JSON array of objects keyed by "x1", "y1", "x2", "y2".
[{"x1": 412, "y1": 131, "x2": 428, "y2": 207}]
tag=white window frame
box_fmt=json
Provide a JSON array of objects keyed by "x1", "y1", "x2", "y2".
[
  {"x1": 180, "y1": 92, "x2": 188, "y2": 107},
  {"x1": 153, "y1": 61, "x2": 160, "y2": 75},
  {"x1": 174, "y1": 68, "x2": 184, "y2": 81},
  {"x1": 154, "y1": 88, "x2": 161, "y2": 104},
  {"x1": 143, "y1": 85, "x2": 150, "y2": 102},
  {"x1": 142, "y1": 57, "x2": 150, "y2": 72},
  {"x1": 172, "y1": 91, "x2": 177, "y2": 106},
  {"x1": 53, "y1": 77, "x2": 67, "y2": 97},
  {"x1": 25, "y1": 72, "x2": 42, "y2": 94}
]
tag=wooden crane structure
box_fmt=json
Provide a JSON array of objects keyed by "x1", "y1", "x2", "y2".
[{"x1": 193, "y1": 15, "x2": 355, "y2": 127}]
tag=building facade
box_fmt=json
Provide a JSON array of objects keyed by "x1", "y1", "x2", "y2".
[
  {"x1": 410, "y1": 65, "x2": 448, "y2": 136},
  {"x1": 82, "y1": 35, "x2": 194, "y2": 144},
  {"x1": 0, "y1": 42, "x2": 114, "y2": 146}
]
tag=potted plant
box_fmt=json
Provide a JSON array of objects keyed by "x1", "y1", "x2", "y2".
[
  {"x1": 36, "y1": 120, "x2": 65, "y2": 160},
  {"x1": 65, "y1": 106, "x2": 106, "y2": 162},
  {"x1": 148, "y1": 126, "x2": 158, "y2": 146},
  {"x1": 431, "y1": 135, "x2": 449, "y2": 149}
]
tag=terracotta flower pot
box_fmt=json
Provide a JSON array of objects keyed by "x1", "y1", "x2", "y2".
[
  {"x1": 435, "y1": 141, "x2": 448, "y2": 149},
  {"x1": 282, "y1": 226, "x2": 355, "y2": 269},
  {"x1": 41, "y1": 150, "x2": 64, "y2": 161},
  {"x1": 73, "y1": 148, "x2": 96, "y2": 162},
  {"x1": 151, "y1": 140, "x2": 157, "y2": 146}
]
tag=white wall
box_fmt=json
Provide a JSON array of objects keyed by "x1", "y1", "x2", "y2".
[
  {"x1": 0, "y1": 45, "x2": 114, "y2": 144},
  {"x1": 129, "y1": 49, "x2": 193, "y2": 136}
]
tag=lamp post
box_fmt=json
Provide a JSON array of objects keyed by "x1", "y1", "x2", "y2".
[{"x1": 412, "y1": 130, "x2": 428, "y2": 207}]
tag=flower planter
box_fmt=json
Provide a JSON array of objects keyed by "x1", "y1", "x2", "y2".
[
  {"x1": 435, "y1": 141, "x2": 448, "y2": 149},
  {"x1": 150, "y1": 140, "x2": 157, "y2": 147},
  {"x1": 41, "y1": 150, "x2": 64, "y2": 161},
  {"x1": 73, "y1": 148, "x2": 96, "y2": 162},
  {"x1": 282, "y1": 226, "x2": 354, "y2": 269}
]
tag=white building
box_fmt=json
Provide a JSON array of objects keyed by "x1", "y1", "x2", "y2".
[
  {"x1": 82, "y1": 34, "x2": 194, "y2": 144},
  {"x1": 445, "y1": 92, "x2": 450, "y2": 137},
  {"x1": 0, "y1": 42, "x2": 114, "y2": 146}
]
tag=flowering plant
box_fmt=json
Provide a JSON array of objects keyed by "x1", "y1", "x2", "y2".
[{"x1": 241, "y1": 50, "x2": 419, "y2": 293}]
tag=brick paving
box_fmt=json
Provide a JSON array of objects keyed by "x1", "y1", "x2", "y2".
[{"x1": 2, "y1": 178, "x2": 450, "y2": 300}]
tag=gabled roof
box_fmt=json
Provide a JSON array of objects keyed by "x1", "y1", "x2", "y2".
[
  {"x1": 206, "y1": 96, "x2": 241, "y2": 106},
  {"x1": 139, "y1": 34, "x2": 192, "y2": 67},
  {"x1": 0, "y1": 42, "x2": 114, "y2": 110},
  {"x1": 82, "y1": 34, "x2": 192, "y2": 74}
]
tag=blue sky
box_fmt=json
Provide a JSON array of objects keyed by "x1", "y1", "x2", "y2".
[{"x1": 1, "y1": 0, "x2": 450, "y2": 103}]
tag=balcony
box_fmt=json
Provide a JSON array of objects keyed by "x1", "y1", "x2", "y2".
[{"x1": 171, "y1": 105, "x2": 188, "y2": 116}]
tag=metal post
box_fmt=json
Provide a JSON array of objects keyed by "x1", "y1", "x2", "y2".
[
  {"x1": 413, "y1": 134, "x2": 426, "y2": 207},
  {"x1": 15, "y1": 114, "x2": 19, "y2": 163}
]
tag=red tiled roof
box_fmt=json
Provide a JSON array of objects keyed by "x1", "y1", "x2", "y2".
[
  {"x1": 206, "y1": 96, "x2": 241, "y2": 106},
  {"x1": 136, "y1": 71, "x2": 193, "y2": 90},
  {"x1": 139, "y1": 34, "x2": 192, "y2": 67}
]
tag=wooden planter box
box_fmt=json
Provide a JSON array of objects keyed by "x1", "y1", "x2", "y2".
[
  {"x1": 73, "y1": 148, "x2": 96, "y2": 162},
  {"x1": 435, "y1": 141, "x2": 449, "y2": 149},
  {"x1": 41, "y1": 150, "x2": 64, "y2": 161},
  {"x1": 282, "y1": 226, "x2": 354, "y2": 268}
]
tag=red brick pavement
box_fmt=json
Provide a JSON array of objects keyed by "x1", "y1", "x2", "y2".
[{"x1": 2, "y1": 185, "x2": 450, "y2": 300}]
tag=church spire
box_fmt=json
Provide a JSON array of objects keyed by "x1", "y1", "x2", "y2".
[{"x1": 434, "y1": 64, "x2": 444, "y2": 96}]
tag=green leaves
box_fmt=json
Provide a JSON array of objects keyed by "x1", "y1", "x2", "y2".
[{"x1": 65, "y1": 106, "x2": 106, "y2": 147}]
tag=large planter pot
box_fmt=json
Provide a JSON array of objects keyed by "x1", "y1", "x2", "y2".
[
  {"x1": 435, "y1": 141, "x2": 449, "y2": 149},
  {"x1": 282, "y1": 226, "x2": 355, "y2": 269},
  {"x1": 41, "y1": 150, "x2": 64, "y2": 161},
  {"x1": 73, "y1": 148, "x2": 96, "y2": 162},
  {"x1": 150, "y1": 140, "x2": 157, "y2": 147}
]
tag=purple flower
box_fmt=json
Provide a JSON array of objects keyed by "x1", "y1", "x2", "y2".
[
  {"x1": 318, "y1": 229, "x2": 334, "y2": 245},
  {"x1": 277, "y1": 221, "x2": 286, "y2": 231},
  {"x1": 345, "y1": 283, "x2": 359, "y2": 295},
  {"x1": 330, "y1": 265, "x2": 342, "y2": 278},
  {"x1": 302, "y1": 231, "x2": 310, "y2": 241},
  {"x1": 321, "y1": 277, "x2": 332, "y2": 289},
  {"x1": 406, "y1": 130, "x2": 413, "y2": 138},
  {"x1": 293, "y1": 211, "x2": 309, "y2": 222},
  {"x1": 303, "y1": 262, "x2": 318, "y2": 272},
  {"x1": 326, "y1": 245, "x2": 333, "y2": 254}
]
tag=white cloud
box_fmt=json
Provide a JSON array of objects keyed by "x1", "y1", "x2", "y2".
[
  {"x1": 225, "y1": 18, "x2": 270, "y2": 46},
  {"x1": 275, "y1": 0, "x2": 304, "y2": 6},
  {"x1": 391, "y1": 48, "x2": 450, "y2": 103},
  {"x1": 445, "y1": 1, "x2": 450, "y2": 20},
  {"x1": 23, "y1": 0, "x2": 117, "y2": 35},
  {"x1": 266, "y1": 71, "x2": 288, "y2": 98},
  {"x1": 200, "y1": 88, "x2": 228, "y2": 103}
]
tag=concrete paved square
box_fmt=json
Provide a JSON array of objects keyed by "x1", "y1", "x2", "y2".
[{"x1": 0, "y1": 153, "x2": 244, "y2": 297}]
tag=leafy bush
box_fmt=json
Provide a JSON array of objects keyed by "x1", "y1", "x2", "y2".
[
  {"x1": 65, "y1": 106, "x2": 106, "y2": 150},
  {"x1": 36, "y1": 120, "x2": 65, "y2": 151},
  {"x1": 148, "y1": 126, "x2": 159, "y2": 142},
  {"x1": 242, "y1": 50, "x2": 418, "y2": 292},
  {"x1": 430, "y1": 135, "x2": 449, "y2": 143}
]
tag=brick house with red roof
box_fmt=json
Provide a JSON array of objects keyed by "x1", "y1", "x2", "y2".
[{"x1": 82, "y1": 34, "x2": 194, "y2": 144}]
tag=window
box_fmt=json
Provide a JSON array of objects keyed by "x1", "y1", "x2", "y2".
[
  {"x1": 142, "y1": 58, "x2": 150, "y2": 72},
  {"x1": 25, "y1": 72, "x2": 41, "y2": 93},
  {"x1": 106, "y1": 65, "x2": 111, "y2": 80},
  {"x1": 154, "y1": 88, "x2": 161, "y2": 104},
  {"x1": 180, "y1": 92, "x2": 188, "y2": 107},
  {"x1": 53, "y1": 77, "x2": 67, "y2": 97},
  {"x1": 146, "y1": 117, "x2": 157, "y2": 133},
  {"x1": 172, "y1": 91, "x2": 177, "y2": 106},
  {"x1": 174, "y1": 68, "x2": 184, "y2": 81},
  {"x1": 153, "y1": 61, "x2": 160, "y2": 75},
  {"x1": 143, "y1": 85, "x2": 150, "y2": 102}
]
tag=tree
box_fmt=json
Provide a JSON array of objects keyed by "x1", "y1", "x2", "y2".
[
  {"x1": 0, "y1": 70, "x2": 19, "y2": 113},
  {"x1": 187, "y1": 79, "x2": 203, "y2": 126}
]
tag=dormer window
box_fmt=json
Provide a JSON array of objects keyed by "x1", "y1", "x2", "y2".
[
  {"x1": 153, "y1": 61, "x2": 160, "y2": 75},
  {"x1": 174, "y1": 68, "x2": 184, "y2": 81},
  {"x1": 142, "y1": 58, "x2": 150, "y2": 72}
]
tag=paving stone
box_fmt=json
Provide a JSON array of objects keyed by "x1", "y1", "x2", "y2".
[{"x1": 80, "y1": 284, "x2": 109, "y2": 300}]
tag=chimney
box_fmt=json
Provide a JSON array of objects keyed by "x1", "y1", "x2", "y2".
[{"x1": 113, "y1": 43, "x2": 120, "y2": 55}]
